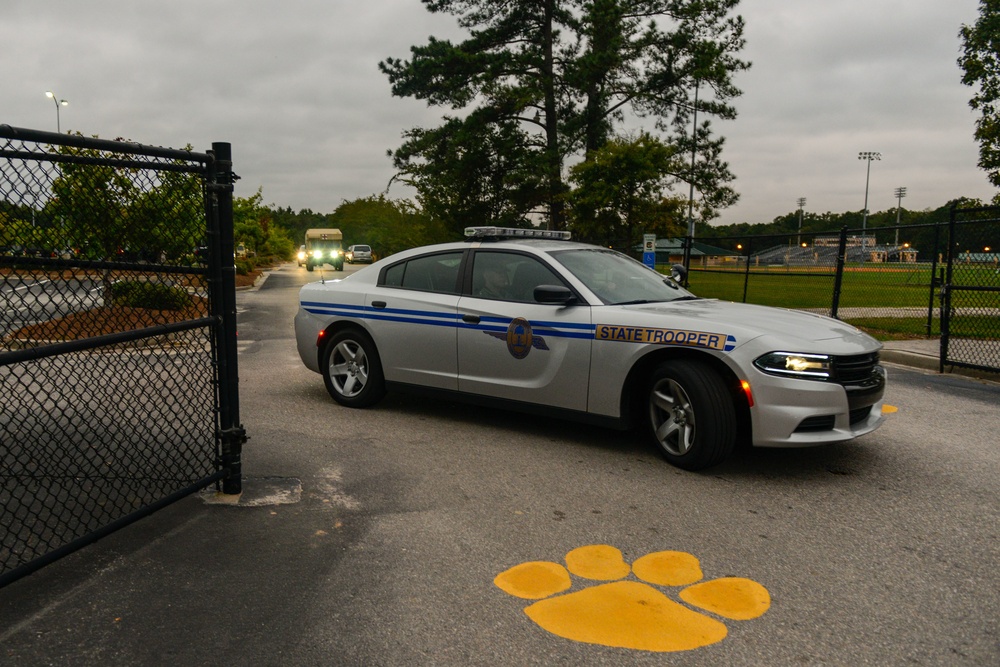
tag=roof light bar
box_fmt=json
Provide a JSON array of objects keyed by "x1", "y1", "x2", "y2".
[{"x1": 464, "y1": 226, "x2": 572, "y2": 241}]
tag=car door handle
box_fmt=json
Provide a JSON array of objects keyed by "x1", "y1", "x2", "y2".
[
  {"x1": 463, "y1": 314, "x2": 480, "y2": 324},
  {"x1": 371, "y1": 301, "x2": 386, "y2": 309}
]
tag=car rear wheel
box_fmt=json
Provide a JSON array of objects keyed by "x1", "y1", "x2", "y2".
[
  {"x1": 646, "y1": 359, "x2": 736, "y2": 471},
  {"x1": 321, "y1": 329, "x2": 385, "y2": 408}
]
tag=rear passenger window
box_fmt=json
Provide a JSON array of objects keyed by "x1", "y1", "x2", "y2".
[
  {"x1": 381, "y1": 252, "x2": 463, "y2": 294},
  {"x1": 383, "y1": 262, "x2": 404, "y2": 287}
]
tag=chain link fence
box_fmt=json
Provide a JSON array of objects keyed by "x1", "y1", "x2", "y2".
[
  {"x1": 942, "y1": 206, "x2": 1000, "y2": 373},
  {"x1": 684, "y1": 206, "x2": 999, "y2": 375},
  {"x1": 1, "y1": 126, "x2": 241, "y2": 587}
]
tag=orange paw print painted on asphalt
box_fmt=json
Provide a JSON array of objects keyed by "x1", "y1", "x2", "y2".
[{"x1": 494, "y1": 545, "x2": 770, "y2": 652}]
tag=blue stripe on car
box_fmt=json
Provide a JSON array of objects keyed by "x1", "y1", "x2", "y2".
[{"x1": 301, "y1": 301, "x2": 596, "y2": 339}]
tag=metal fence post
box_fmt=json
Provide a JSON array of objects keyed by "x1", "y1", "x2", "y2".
[
  {"x1": 211, "y1": 142, "x2": 244, "y2": 495},
  {"x1": 939, "y1": 203, "x2": 958, "y2": 374},
  {"x1": 682, "y1": 235, "x2": 692, "y2": 288},
  {"x1": 927, "y1": 219, "x2": 942, "y2": 337},
  {"x1": 831, "y1": 226, "x2": 848, "y2": 318},
  {"x1": 741, "y1": 236, "x2": 752, "y2": 303}
]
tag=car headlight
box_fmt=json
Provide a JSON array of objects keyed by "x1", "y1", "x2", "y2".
[{"x1": 754, "y1": 352, "x2": 832, "y2": 380}]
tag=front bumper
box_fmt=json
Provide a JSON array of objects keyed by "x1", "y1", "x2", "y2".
[{"x1": 749, "y1": 365, "x2": 887, "y2": 447}]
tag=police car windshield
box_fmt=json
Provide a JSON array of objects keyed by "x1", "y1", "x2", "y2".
[{"x1": 550, "y1": 248, "x2": 697, "y2": 305}]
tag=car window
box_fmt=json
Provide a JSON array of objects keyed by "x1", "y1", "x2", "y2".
[
  {"x1": 382, "y1": 252, "x2": 462, "y2": 294},
  {"x1": 551, "y1": 248, "x2": 696, "y2": 304},
  {"x1": 471, "y1": 252, "x2": 564, "y2": 303}
]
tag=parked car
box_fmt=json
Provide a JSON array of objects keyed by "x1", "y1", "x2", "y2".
[
  {"x1": 297, "y1": 245, "x2": 307, "y2": 267},
  {"x1": 346, "y1": 244, "x2": 373, "y2": 264},
  {"x1": 295, "y1": 227, "x2": 886, "y2": 470}
]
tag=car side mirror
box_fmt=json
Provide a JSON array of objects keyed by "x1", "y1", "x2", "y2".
[
  {"x1": 533, "y1": 284, "x2": 577, "y2": 305},
  {"x1": 670, "y1": 264, "x2": 688, "y2": 283}
]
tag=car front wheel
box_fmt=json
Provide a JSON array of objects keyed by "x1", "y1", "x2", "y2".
[
  {"x1": 646, "y1": 359, "x2": 736, "y2": 471},
  {"x1": 321, "y1": 329, "x2": 385, "y2": 407}
]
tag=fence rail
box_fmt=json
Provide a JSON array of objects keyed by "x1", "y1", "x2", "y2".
[{"x1": 0, "y1": 125, "x2": 242, "y2": 587}]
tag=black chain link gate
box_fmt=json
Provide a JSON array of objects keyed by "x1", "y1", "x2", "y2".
[
  {"x1": 941, "y1": 205, "x2": 1000, "y2": 374},
  {"x1": 1, "y1": 126, "x2": 243, "y2": 587}
]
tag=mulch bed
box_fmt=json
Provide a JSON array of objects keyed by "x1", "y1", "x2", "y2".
[
  {"x1": 3, "y1": 268, "x2": 262, "y2": 343},
  {"x1": 8, "y1": 299, "x2": 210, "y2": 342}
]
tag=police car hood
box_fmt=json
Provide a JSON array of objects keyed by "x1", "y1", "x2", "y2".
[{"x1": 623, "y1": 299, "x2": 871, "y2": 346}]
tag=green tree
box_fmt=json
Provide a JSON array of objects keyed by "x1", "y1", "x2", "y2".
[
  {"x1": 130, "y1": 166, "x2": 205, "y2": 261},
  {"x1": 47, "y1": 137, "x2": 208, "y2": 304},
  {"x1": 49, "y1": 138, "x2": 206, "y2": 265},
  {"x1": 569, "y1": 133, "x2": 687, "y2": 250},
  {"x1": 959, "y1": 0, "x2": 1000, "y2": 195},
  {"x1": 330, "y1": 195, "x2": 450, "y2": 258},
  {"x1": 381, "y1": 0, "x2": 748, "y2": 232},
  {"x1": 50, "y1": 144, "x2": 141, "y2": 262},
  {"x1": 234, "y1": 188, "x2": 295, "y2": 262},
  {"x1": 381, "y1": 0, "x2": 571, "y2": 229},
  {"x1": 389, "y1": 116, "x2": 544, "y2": 233}
]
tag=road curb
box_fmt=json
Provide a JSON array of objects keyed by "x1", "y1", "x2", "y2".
[{"x1": 881, "y1": 348, "x2": 999, "y2": 383}]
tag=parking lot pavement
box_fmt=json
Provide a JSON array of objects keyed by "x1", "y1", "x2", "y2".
[{"x1": 1, "y1": 264, "x2": 996, "y2": 666}]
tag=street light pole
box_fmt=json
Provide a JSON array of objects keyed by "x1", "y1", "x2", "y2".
[
  {"x1": 858, "y1": 151, "x2": 880, "y2": 259},
  {"x1": 686, "y1": 80, "x2": 700, "y2": 241},
  {"x1": 45, "y1": 91, "x2": 69, "y2": 133},
  {"x1": 681, "y1": 80, "x2": 700, "y2": 283},
  {"x1": 893, "y1": 186, "x2": 907, "y2": 245}
]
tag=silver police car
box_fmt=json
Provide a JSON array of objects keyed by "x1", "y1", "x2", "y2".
[{"x1": 295, "y1": 227, "x2": 886, "y2": 470}]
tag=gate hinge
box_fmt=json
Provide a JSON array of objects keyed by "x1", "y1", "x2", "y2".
[{"x1": 219, "y1": 425, "x2": 249, "y2": 445}]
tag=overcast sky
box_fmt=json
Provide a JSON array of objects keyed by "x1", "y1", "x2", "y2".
[{"x1": 3, "y1": 0, "x2": 995, "y2": 227}]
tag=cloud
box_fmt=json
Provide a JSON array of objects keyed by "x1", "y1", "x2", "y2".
[{"x1": 2, "y1": 0, "x2": 994, "y2": 226}]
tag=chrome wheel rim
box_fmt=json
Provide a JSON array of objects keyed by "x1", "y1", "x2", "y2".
[
  {"x1": 649, "y1": 378, "x2": 696, "y2": 456},
  {"x1": 329, "y1": 339, "x2": 368, "y2": 398}
]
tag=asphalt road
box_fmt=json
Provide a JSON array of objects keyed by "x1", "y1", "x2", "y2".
[
  {"x1": 1, "y1": 275, "x2": 103, "y2": 337},
  {"x1": 1, "y1": 262, "x2": 997, "y2": 666}
]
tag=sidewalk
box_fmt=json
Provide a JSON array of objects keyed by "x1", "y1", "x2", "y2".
[
  {"x1": 879, "y1": 338, "x2": 942, "y2": 372},
  {"x1": 880, "y1": 337, "x2": 999, "y2": 382}
]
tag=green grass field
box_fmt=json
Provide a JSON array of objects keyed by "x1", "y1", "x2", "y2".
[{"x1": 673, "y1": 264, "x2": 999, "y2": 341}]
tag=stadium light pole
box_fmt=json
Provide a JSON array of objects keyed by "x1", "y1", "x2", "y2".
[
  {"x1": 45, "y1": 91, "x2": 69, "y2": 133},
  {"x1": 797, "y1": 197, "x2": 806, "y2": 245},
  {"x1": 858, "y1": 151, "x2": 880, "y2": 258},
  {"x1": 893, "y1": 186, "x2": 907, "y2": 245}
]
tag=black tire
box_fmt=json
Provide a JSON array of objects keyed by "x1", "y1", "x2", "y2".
[
  {"x1": 306, "y1": 261, "x2": 314, "y2": 272},
  {"x1": 321, "y1": 329, "x2": 385, "y2": 408},
  {"x1": 646, "y1": 359, "x2": 736, "y2": 471}
]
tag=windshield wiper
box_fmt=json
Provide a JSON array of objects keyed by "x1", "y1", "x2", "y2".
[
  {"x1": 615, "y1": 299, "x2": 662, "y2": 305},
  {"x1": 616, "y1": 295, "x2": 701, "y2": 306}
]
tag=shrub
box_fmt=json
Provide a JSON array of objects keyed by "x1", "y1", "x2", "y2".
[
  {"x1": 234, "y1": 257, "x2": 255, "y2": 275},
  {"x1": 110, "y1": 281, "x2": 191, "y2": 310}
]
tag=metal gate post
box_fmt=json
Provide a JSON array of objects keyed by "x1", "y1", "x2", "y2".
[
  {"x1": 212, "y1": 142, "x2": 245, "y2": 494},
  {"x1": 741, "y1": 236, "x2": 752, "y2": 303},
  {"x1": 831, "y1": 226, "x2": 848, "y2": 318},
  {"x1": 927, "y1": 220, "x2": 942, "y2": 337},
  {"x1": 939, "y1": 204, "x2": 958, "y2": 374}
]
